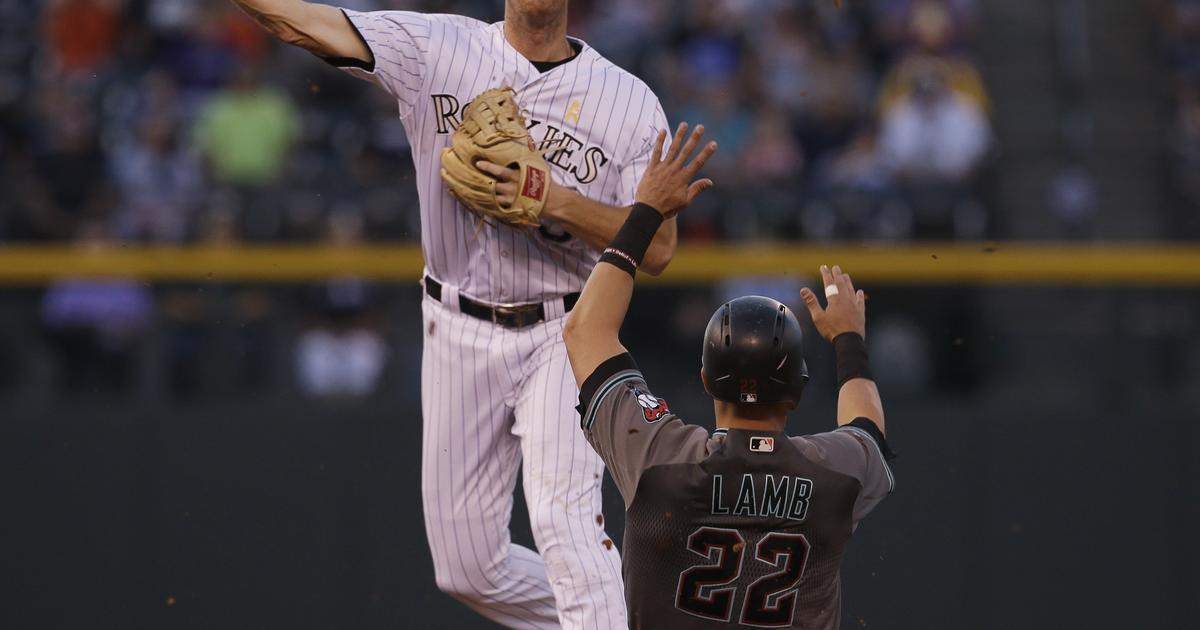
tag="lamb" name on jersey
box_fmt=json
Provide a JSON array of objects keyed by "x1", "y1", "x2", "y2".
[
  {"x1": 711, "y1": 473, "x2": 813, "y2": 522},
  {"x1": 431, "y1": 93, "x2": 611, "y2": 185}
]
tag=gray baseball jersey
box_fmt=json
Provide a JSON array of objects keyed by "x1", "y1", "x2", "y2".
[
  {"x1": 578, "y1": 353, "x2": 894, "y2": 629},
  {"x1": 332, "y1": 9, "x2": 669, "y2": 305}
]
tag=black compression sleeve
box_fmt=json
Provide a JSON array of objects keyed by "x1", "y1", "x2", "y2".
[
  {"x1": 597, "y1": 203, "x2": 664, "y2": 277},
  {"x1": 833, "y1": 332, "x2": 872, "y2": 387}
]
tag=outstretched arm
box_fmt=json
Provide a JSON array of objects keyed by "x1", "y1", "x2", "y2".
[
  {"x1": 544, "y1": 189, "x2": 679, "y2": 276},
  {"x1": 564, "y1": 123, "x2": 717, "y2": 385},
  {"x1": 475, "y1": 123, "x2": 715, "y2": 276},
  {"x1": 474, "y1": 164, "x2": 693, "y2": 276},
  {"x1": 230, "y1": 1, "x2": 369, "y2": 61},
  {"x1": 800, "y1": 267, "x2": 894, "y2": 515},
  {"x1": 799, "y1": 265, "x2": 886, "y2": 434}
]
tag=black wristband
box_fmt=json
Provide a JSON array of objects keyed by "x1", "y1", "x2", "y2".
[
  {"x1": 599, "y1": 248, "x2": 638, "y2": 277},
  {"x1": 833, "y1": 332, "x2": 872, "y2": 387},
  {"x1": 598, "y1": 203, "x2": 664, "y2": 277}
]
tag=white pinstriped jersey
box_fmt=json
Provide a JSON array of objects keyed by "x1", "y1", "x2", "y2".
[{"x1": 338, "y1": 10, "x2": 670, "y2": 305}]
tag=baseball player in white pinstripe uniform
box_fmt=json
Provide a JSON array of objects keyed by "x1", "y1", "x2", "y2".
[{"x1": 231, "y1": 2, "x2": 716, "y2": 627}]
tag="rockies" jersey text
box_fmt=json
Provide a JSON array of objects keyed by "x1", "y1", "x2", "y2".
[{"x1": 431, "y1": 93, "x2": 611, "y2": 184}]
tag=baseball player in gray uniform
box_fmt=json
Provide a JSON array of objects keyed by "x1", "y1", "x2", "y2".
[
  {"x1": 563, "y1": 128, "x2": 895, "y2": 628},
  {"x1": 230, "y1": 1, "x2": 700, "y2": 628}
]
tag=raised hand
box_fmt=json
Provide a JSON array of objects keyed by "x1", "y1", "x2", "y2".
[
  {"x1": 634, "y1": 123, "x2": 718, "y2": 218},
  {"x1": 799, "y1": 265, "x2": 867, "y2": 342}
]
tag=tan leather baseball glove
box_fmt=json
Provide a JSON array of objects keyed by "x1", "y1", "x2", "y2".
[{"x1": 440, "y1": 87, "x2": 550, "y2": 228}]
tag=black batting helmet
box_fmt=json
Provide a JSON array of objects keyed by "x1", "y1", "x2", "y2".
[{"x1": 701, "y1": 296, "x2": 809, "y2": 405}]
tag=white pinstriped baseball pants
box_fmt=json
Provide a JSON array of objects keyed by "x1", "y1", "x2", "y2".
[{"x1": 420, "y1": 292, "x2": 626, "y2": 629}]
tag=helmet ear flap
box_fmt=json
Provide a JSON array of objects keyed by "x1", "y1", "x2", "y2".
[
  {"x1": 793, "y1": 358, "x2": 810, "y2": 401},
  {"x1": 700, "y1": 367, "x2": 712, "y2": 396}
]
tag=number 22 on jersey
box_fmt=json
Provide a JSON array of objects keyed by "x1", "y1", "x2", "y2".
[{"x1": 675, "y1": 526, "x2": 811, "y2": 627}]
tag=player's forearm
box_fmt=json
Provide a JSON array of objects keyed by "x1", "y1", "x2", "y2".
[
  {"x1": 837, "y1": 379, "x2": 885, "y2": 433},
  {"x1": 832, "y1": 333, "x2": 885, "y2": 433},
  {"x1": 544, "y1": 186, "x2": 677, "y2": 276},
  {"x1": 229, "y1": 0, "x2": 368, "y2": 61},
  {"x1": 564, "y1": 203, "x2": 665, "y2": 385},
  {"x1": 563, "y1": 263, "x2": 633, "y2": 387}
]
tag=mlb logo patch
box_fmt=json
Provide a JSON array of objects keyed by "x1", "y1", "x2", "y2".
[
  {"x1": 749, "y1": 437, "x2": 775, "y2": 453},
  {"x1": 739, "y1": 378, "x2": 758, "y2": 403}
]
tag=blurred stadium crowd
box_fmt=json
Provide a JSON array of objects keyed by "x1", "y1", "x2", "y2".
[
  {"x1": 1154, "y1": 0, "x2": 1200, "y2": 212},
  {"x1": 0, "y1": 0, "x2": 992, "y2": 246},
  {"x1": 0, "y1": 0, "x2": 996, "y2": 400}
]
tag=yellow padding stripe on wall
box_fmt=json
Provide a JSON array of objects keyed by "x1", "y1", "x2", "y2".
[{"x1": 0, "y1": 243, "x2": 1198, "y2": 285}]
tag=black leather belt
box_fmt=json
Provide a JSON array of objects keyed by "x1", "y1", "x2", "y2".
[{"x1": 424, "y1": 276, "x2": 580, "y2": 329}]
